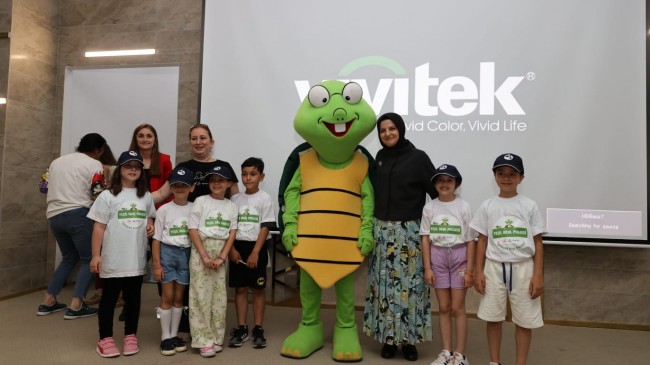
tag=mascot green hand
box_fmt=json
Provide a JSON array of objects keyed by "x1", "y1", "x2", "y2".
[
  {"x1": 358, "y1": 228, "x2": 375, "y2": 256},
  {"x1": 280, "y1": 81, "x2": 376, "y2": 362},
  {"x1": 281, "y1": 222, "x2": 298, "y2": 252}
]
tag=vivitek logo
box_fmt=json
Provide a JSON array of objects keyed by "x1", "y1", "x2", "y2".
[{"x1": 294, "y1": 59, "x2": 529, "y2": 117}]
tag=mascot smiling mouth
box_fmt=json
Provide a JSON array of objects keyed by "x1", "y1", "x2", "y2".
[{"x1": 323, "y1": 119, "x2": 355, "y2": 137}]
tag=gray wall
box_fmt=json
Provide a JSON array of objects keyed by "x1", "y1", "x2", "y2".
[
  {"x1": 0, "y1": 0, "x2": 202, "y2": 296},
  {"x1": 0, "y1": 0, "x2": 647, "y2": 330},
  {"x1": 0, "y1": 0, "x2": 57, "y2": 296}
]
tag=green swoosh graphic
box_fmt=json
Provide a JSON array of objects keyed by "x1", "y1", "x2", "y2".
[{"x1": 339, "y1": 56, "x2": 407, "y2": 76}]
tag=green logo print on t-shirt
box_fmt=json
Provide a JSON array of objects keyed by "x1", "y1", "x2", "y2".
[
  {"x1": 168, "y1": 220, "x2": 189, "y2": 236},
  {"x1": 118, "y1": 202, "x2": 147, "y2": 229},
  {"x1": 205, "y1": 212, "x2": 231, "y2": 229},
  {"x1": 430, "y1": 217, "x2": 462, "y2": 235},
  {"x1": 238, "y1": 208, "x2": 260, "y2": 224},
  {"x1": 492, "y1": 218, "x2": 528, "y2": 239},
  {"x1": 237, "y1": 205, "x2": 260, "y2": 233},
  {"x1": 430, "y1": 215, "x2": 463, "y2": 246},
  {"x1": 491, "y1": 216, "x2": 529, "y2": 252}
]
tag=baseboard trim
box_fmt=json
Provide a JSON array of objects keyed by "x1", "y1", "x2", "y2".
[{"x1": 269, "y1": 302, "x2": 650, "y2": 331}]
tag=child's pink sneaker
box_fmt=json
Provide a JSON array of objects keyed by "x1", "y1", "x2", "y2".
[
  {"x1": 200, "y1": 346, "x2": 216, "y2": 358},
  {"x1": 123, "y1": 334, "x2": 139, "y2": 356},
  {"x1": 96, "y1": 337, "x2": 120, "y2": 358}
]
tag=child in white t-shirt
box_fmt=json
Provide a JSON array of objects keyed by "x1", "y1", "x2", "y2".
[
  {"x1": 187, "y1": 166, "x2": 238, "y2": 358},
  {"x1": 227, "y1": 157, "x2": 276, "y2": 349},
  {"x1": 152, "y1": 166, "x2": 195, "y2": 356},
  {"x1": 89, "y1": 151, "x2": 156, "y2": 358},
  {"x1": 470, "y1": 153, "x2": 545, "y2": 365},
  {"x1": 421, "y1": 164, "x2": 477, "y2": 365}
]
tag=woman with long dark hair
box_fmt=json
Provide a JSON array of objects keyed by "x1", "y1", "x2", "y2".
[{"x1": 129, "y1": 123, "x2": 173, "y2": 208}]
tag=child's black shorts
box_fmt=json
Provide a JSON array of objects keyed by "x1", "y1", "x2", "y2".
[{"x1": 228, "y1": 239, "x2": 268, "y2": 289}]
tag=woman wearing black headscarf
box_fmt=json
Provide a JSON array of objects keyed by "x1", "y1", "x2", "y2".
[{"x1": 363, "y1": 112, "x2": 437, "y2": 361}]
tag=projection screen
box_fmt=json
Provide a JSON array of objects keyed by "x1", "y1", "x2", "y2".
[{"x1": 200, "y1": 0, "x2": 648, "y2": 246}]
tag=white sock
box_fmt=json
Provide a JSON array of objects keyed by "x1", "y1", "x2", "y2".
[
  {"x1": 159, "y1": 308, "x2": 171, "y2": 340},
  {"x1": 170, "y1": 306, "x2": 183, "y2": 338}
]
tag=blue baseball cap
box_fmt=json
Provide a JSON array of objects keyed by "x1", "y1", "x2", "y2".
[
  {"x1": 205, "y1": 165, "x2": 234, "y2": 181},
  {"x1": 117, "y1": 150, "x2": 143, "y2": 166},
  {"x1": 493, "y1": 153, "x2": 524, "y2": 173},
  {"x1": 168, "y1": 166, "x2": 194, "y2": 186},
  {"x1": 431, "y1": 164, "x2": 462, "y2": 186}
]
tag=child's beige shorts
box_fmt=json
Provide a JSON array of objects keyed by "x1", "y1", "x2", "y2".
[{"x1": 477, "y1": 258, "x2": 544, "y2": 329}]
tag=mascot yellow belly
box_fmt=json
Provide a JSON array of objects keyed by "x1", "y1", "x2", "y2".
[{"x1": 292, "y1": 149, "x2": 367, "y2": 288}]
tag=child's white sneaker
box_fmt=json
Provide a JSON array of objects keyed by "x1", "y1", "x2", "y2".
[
  {"x1": 451, "y1": 352, "x2": 469, "y2": 365},
  {"x1": 430, "y1": 350, "x2": 453, "y2": 365}
]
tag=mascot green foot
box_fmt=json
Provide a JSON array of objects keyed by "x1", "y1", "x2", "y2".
[
  {"x1": 332, "y1": 325, "x2": 362, "y2": 362},
  {"x1": 281, "y1": 321, "x2": 324, "y2": 359}
]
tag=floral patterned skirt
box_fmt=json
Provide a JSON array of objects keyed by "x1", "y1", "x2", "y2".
[
  {"x1": 189, "y1": 237, "x2": 227, "y2": 348},
  {"x1": 363, "y1": 219, "x2": 432, "y2": 345}
]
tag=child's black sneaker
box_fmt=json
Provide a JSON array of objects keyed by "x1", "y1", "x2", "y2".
[
  {"x1": 160, "y1": 338, "x2": 175, "y2": 356},
  {"x1": 171, "y1": 336, "x2": 187, "y2": 352},
  {"x1": 228, "y1": 325, "x2": 249, "y2": 347},
  {"x1": 252, "y1": 325, "x2": 267, "y2": 349}
]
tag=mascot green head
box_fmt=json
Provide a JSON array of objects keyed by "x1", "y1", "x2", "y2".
[{"x1": 294, "y1": 80, "x2": 376, "y2": 164}]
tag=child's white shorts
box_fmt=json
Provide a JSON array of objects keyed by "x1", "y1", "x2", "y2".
[{"x1": 477, "y1": 258, "x2": 544, "y2": 329}]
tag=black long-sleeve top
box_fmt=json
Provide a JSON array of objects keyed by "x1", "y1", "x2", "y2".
[{"x1": 374, "y1": 140, "x2": 437, "y2": 221}]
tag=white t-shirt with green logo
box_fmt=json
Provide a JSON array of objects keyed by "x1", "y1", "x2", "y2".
[
  {"x1": 189, "y1": 195, "x2": 238, "y2": 240},
  {"x1": 87, "y1": 188, "x2": 156, "y2": 278},
  {"x1": 231, "y1": 190, "x2": 276, "y2": 242},
  {"x1": 153, "y1": 201, "x2": 193, "y2": 248},
  {"x1": 470, "y1": 195, "x2": 544, "y2": 262},
  {"x1": 420, "y1": 197, "x2": 477, "y2": 247}
]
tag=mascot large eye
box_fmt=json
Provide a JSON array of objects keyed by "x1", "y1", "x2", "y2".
[
  {"x1": 342, "y1": 82, "x2": 363, "y2": 104},
  {"x1": 308, "y1": 85, "x2": 330, "y2": 107}
]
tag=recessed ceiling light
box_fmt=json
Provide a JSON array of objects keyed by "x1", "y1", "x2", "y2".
[{"x1": 85, "y1": 49, "x2": 155, "y2": 58}]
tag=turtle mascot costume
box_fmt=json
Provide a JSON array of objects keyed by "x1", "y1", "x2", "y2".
[{"x1": 280, "y1": 81, "x2": 376, "y2": 361}]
